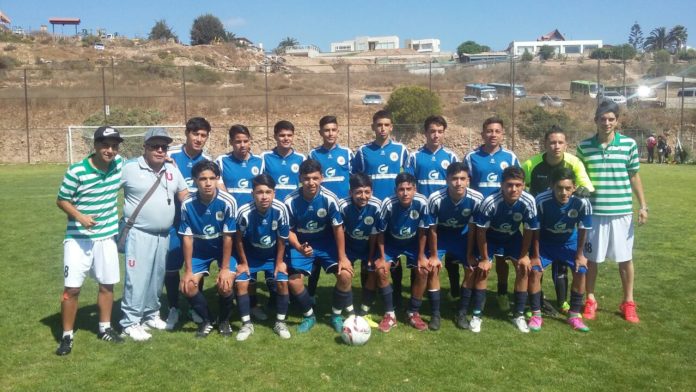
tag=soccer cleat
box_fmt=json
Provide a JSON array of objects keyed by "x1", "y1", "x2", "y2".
[
  {"x1": 362, "y1": 314, "x2": 379, "y2": 328},
  {"x1": 560, "y1": 301, "x2": 571, "y2": 315},
  {"x1": 620, "y1": 301, "x2": 640, "y2": 323},
  {"x1": 218, "y1": 321, "x2": 233, "y2": 337},
  {"x1": 189, "y1": 309, "x2": 204, "y2": 324},
  {"x1": 378, "y1": 313, "x2": 397, "y2": 333},
  {"x1": 428, "y1": 315, "x2": 441, "y2": 331},
  {"x1": 542, "y1": 299, "x2": 560, "y2": 317},
  {"x1": 568, "y1": 316, "x2": 590, "y2": 332},
  {"x1": 123, "y1": 325, "x2": 152, "y2": 341},
  {"x1": 56, "y1": 335, "x2": 73, "y2": 356},
  {"x1": 583, "y1": 298, "x2": 598, "y2": 320},
  {"x1": 469, "y1": 316, "x2": 482, "y2": 333},
  {"x1": 236, "y1": 323, "x2": 255, "y2": 341},
  {"x1": 273, "y1": 321, "x2": 291, "y2": 339},
  {"x1": 330, "y1": 315, "x2": 344, "y2": 333},
  {"x1": 97, "y1": 328, "x2": 125, "y2": 343},
  {"x1": 297, "y1": 315, "x2": 316, "y2": 333},
  {"x1": 251, "y1": 305, "x2": 268, "y2": 321},
  {"x1": 143, "y1": 317, "x2": 167, "y2": 331},
  {"x1": 497, "y1": 294, "x2": 510, "y2": 313},
  {"x1": 165, "y1": 307, "x2": 180, "y2": 331},
  {"x1": 195, "y1": 321, "x2": 214, "y2": 339},
  {"x1": 528, "y1": 315, "x2": 543, "y2": 332},
  {"x1": 513, "y1": 315, "x2": 530, "y2": 333},
  {"x1": 407, "y1": 312, "x2": 428, "y2": 331},
  {"x1": 455, "y1": 313, "x2": 470, "y2": 330}
]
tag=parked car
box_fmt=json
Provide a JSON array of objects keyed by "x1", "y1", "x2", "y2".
[
  {"x1": 538, "y1": 94, "x2": 564, "y2": 108},
  {"x1": 362, "y1": 94, "x2": 384, "y2": 105},
  {"x1": 461, "y1": 95, "x2": 482, "y2": 104},
  {"x1": 598, "y1": 91, "x2": 627, "y2": 105}
]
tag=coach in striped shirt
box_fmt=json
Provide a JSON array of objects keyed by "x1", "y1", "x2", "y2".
[
  {"x1": 55, "y1": 126, "x2": 125, "y2": 355},
  {"x1": 576, "y1": 100, "x2": 648, "y2": 324}
]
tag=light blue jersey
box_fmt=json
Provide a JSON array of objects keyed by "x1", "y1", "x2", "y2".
[
  {"x1": 428, "y1": 187, "x2": 483, "y2": 259},
  {"x1": 474, "y1": 191, "x2": 539, "y2": 243},
  {"x1": 284, "y1": 186, "x2": 343, "y2": 246},
  {"x1": 352, "y1": 140, "x2": 408, "y2": 201},
  {"x1": 378, "y1": 193, "x2": 432, "y2": 255},
  {"x1": 262, "y1": 148, "x2": 306, "y2": 201},
  {"x1": 215, "y1": 153, "x2": 264, "y2": 206},
  {"x1": 406, "y1": 146, "x2": 458, "y2": 197},
  {"x1": 338, "y1": 196, "x2": 382, "y2": 260},
  {"x1": 309, "y1": 144, "x2": 354, "y2": 199},
  {"x1": 179, "y1": 190, "x2": 237, "y2": 259},
  {"x1": 535, "y1": 190, "x2": 592, "y2": 246},
  {"x1": 464, "y1": 146, "x2": 520, "y2": 198},
  {"x1": 236, "y1": 200, "x2": 289, "y2": 263},
  {"x1": 168, "y1": 144, "x2": 211, "y2": 192}
]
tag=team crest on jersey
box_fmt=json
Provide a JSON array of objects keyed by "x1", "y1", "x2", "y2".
[
  {"x1": 377, "y1": 164, "x2": 388, "y2": 174},
  {"x1": 215, "y1": 211, "x2": 224, "y2": 221},
  {"x1": 409, "y1": 210, "x2": 420, "y2": 220},
  {"x1": 251, "y1": 167, "x2": 260, "y2": 175},
  {"x1": 363, "y1": 216, "x2": 374, "y2": 225},
  {"x1": 307, "y1": 221, "x2": 318, "y2": 230},
  {"x1": 568, "y1": 209, "x2": 579, "y2": 218},
  {"x1": 325, "y1": 167, "x2": 336, "y2": 177},
  {"x1": 337, "y1": 156, "x2": 346, "y2": 165},
  {"x1": 278, "y1": 175, "x2": 289, "y2": 184},
  {"x1": 512, "y1": 212, "x2": 523, "y2": 222},
  {"x1": 462, "y1": 208, "x2": 471, "y2": 216},
  {"x1": 291, "y1": 164, "x2": 299, "y2": 173},
  {"x1": 389, "y1": 152, "x2": 399, "y2": 162},
  {"x1": 500, "y1": 162, "x2": 509, "y2": 170},
  {"x1": 271, "y1": 220, "x2": 278, "y2": 230},
  {"x1": 317, "y1": 208, "x2": 327, "y2": 218},
  {"x1": 238, "y1": 179, "x2": 249, "y2": 188},
  {"x1": 441, "y1": 160, "x2": 450, "y2": 169},
  {"x1": 428, "y1": 170, "x2": 439, "y2": 180}
]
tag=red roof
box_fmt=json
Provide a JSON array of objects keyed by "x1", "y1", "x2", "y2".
[
  {"x1": 538, "y1": 29, "x2": 565, "y2": 41},
  {"x1": 49, "y1": 18, "x2": 81, "y2": 25}
]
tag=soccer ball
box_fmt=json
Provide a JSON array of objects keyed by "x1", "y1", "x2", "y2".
[{"x1": 341, "y1": 315, "x2": 371, "y2": 346}]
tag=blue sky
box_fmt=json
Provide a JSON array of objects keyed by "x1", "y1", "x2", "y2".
[{"x1": 2, "y1": 0, "x2": 693, "y2": 52}]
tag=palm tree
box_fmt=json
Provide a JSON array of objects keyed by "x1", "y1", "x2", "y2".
[
  {"x1": 275, "y1": 37, "x2": 299, "y2": 54},
  {"x1": 668, "y1": 25, "x2": 688, "y2": 52},
  {"x1": 643, "y1": 27, "x2": 669, "y2": 52}
]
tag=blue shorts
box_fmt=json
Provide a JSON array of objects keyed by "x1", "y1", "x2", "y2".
[
  {"x1": 486, "y1": 234, "x2": 523, "y2": 262},
  {"x1": 437, "y1": 236, "x2": 478, "y2": 267},
  {"x1": 538, "y1": 242, "x2": 587, "y2": 274},
  {"x1": 192, "y1": 252, "x2": 238, "y2": 276},
  {"x1": 384, "y1": 244, "x2": 418, "y2": 269},
  {"x1": 232, "y1": 256, "x2": 289, "y2": 282},
  {"x1": 165, "y1": 227, "x2": 183, "y2": 271},
  {"x1": 288, "y1": 246, "x2": 341, "y2": 275}
]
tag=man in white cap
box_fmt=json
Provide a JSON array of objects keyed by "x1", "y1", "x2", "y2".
[{"x1": 119, "y1": 128, "x2": 188, "y2": 341}]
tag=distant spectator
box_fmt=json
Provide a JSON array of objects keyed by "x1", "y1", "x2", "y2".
[
  {"x1": 646, "y1": 134, "x2": 657, "y2": 163},
  {"x1": 657, "y1": 136, "x2": 667, "y2": 163}
]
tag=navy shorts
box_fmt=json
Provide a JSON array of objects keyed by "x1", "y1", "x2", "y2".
[
  {"x1": 486, "y1": 234, "x2": 523, "y2": 262},
  {"x1": 165, "y1": 227, "x2": 183, "y2": 271},
  {"x1": 288, "y1": 246, "x2": 341, "y2": 275},
  {"x1": 384, "y1": 244, "x2": 418, "y2": 269},
  {"x1": 538, "y1": 242, "x2": 587, "y2": 274},
  {"x1": 233, "y1": 256, "x2": 289, "y2": 282},
  {"x1": 191, "y1": 252, "x2": 238, "y2": 276}
]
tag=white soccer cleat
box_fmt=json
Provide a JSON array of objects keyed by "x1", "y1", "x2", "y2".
[
  {"x1": 165, "y1": 307, "x2": 180, "y2": 331},
  {"x1": 123, "y1": 325, "x2": 152, "y2": 341},
  {"x1": 236, "y1": 323, "x2": 255, "y2": 341},
  {"x1": 273, "y1": 321, "x2": 291, "y2": 339},
  {"x1": 469, "y1": 316, "x2": 482, "y2": 333},
  {"x1": 513, "y1": 315, "x2": 530, "y2": 333}
]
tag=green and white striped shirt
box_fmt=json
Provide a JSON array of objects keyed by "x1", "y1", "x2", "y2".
[
  {"x1": 577, "y1": 132, "x2": 639, "y2": 216},
  {"x1": 57, "y1": 154, "x2": 123, "y2": 239}
]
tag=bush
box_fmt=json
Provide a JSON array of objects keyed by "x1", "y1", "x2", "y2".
[
  {"x1": 149, "y1": 20, "x2": 178, "y2": 42},
  {"x1": 186, "y1": 65, "x2": 222, "y2": 84},
  {"x1": 590, "y1": 47, "x2": 612, "y2": 59},
  {"x1": 3, "y1": 44, "x2": 16, "y2": 51},
  {"x1": 384, "y1": 86, "x2": 442, "y2": 134},
  {"x1": 83, "y1": 107, "x2": 166, "y2": 126},
  {"x1": 517, "y1": 106, "x2": 574, "y2": 141},
  {"x1": 521, "y1": 49, "x2": 533, "y2": 62},
  {"x1": 654, "y1": 50, "x2": 671, "y2": 64},
  {"x1": 677, "y1": 49, "x2": 696, "y2": 61},
  {"x1": 538, "y1": 45, "x2": 556, "y2": 61},
  {"x1": 0, "y1": 54, "x2": 20, "y2": 70}
]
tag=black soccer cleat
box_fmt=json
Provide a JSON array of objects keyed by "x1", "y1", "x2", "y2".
[
  {"x1": 196, "y1": 321, "x2": 214, "y2": 339},
  {"x1": 56, "y1": 335, "x2": 73, "y2": 356},
  {"x1": 97, "y1": 328, "x2": 125, "y2": 344}
]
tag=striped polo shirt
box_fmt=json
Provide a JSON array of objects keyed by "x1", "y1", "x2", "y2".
[
  {"x1": 576, "y1": 132, "x2": 639, "y2": 216},
  {"x1": 57, "y1": 154, "x2": 123, "y2": 240}
]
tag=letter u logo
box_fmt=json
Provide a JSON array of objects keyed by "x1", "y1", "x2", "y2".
[
  {"x1": 128, "y1": 259, "x2": 136, "y2": 268},
  {"x1": 166, "y1": 172, "x2": 173, "y2": 181}
]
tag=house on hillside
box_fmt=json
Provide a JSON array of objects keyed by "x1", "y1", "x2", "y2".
[
  {"x1": 233, "y1": 37, "x2": 263, "y2": 52},
  {"x1": 508, "y1": 29, "x2": 602, "y2": 57},
  {"x1": 405, "y1": 38, "x2": 441, "y2": 53},
  {"x1": 330, "y1": 35, "x2": 400, "y2": 53},
  {"x1": 0, "y1": 10, "x2": 11, "y2": 30}
]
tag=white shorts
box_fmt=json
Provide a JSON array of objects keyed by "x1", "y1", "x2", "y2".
[
  {"x1": 63, "y1": 237, "x2": 120, "y2": 287},
  {"x1": 584, "y1": 214, "x2": 634, "y2": 263}
]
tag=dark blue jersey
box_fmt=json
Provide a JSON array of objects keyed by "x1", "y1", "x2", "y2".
[
  {"x1": 261, "y1": 148, "x2": 306, "y2": 201},
  {"x1": 284, "y1": 186, "x2": 343, "y2": 246},
  {"x1": 179, "y1": 190, "x2": 237, "y2": 257},
  {"x1": 236, "y1": 199, "x2": 290, "y2": 262},
  {"x1": 535, "y1": 190, "x2": 592, "y2": 246},
  {"x1": 352, "y1": 140, "x2": 408, "y2": 201},
  {"x1": 378, "y1": 193, "x2": 432, "y2": 251},
  {"x1": 428, "y1": 187, "x2": 483, "y2": 247},
  {"x1": 464, "y1": 146, "x2": 520, "y2": 198},
  {"x1": 338, "y1": 196, "x2": 382, "y2": 257},
  {"x1": 168, "y1": 144, "x2": 211, "y2": 192},
  {"x1": 309, "y1": 144, "x2": 354, "y2": 199},
  {"x1": 474, "y1": 190, "x2": 539, "y2": 243},
  {"x1": 215, "y1": 153, "x2": 264, "y2": 206},
  {"x1": 406, "y1": 146, "x2": 458, "y2": 197}
]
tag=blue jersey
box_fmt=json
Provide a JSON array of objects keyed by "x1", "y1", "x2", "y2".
[
  {"x1": 261, "y1": 148, "x2": 306, "y2": 201},
  {"x1": 352, "y1": 140, "x2": 408, "y2": 201},
  {"x1": 309, "y1": 144, "x2": 354, "y2": 199},
  {"x1": 236, "y1": 200, "x2": 290, "y2": 262},
  {"x1": 284, "y1": 186, "x2": 343, "y2": 246},
  {"x1": 215, "y1": 153, "x2": 264, "y2": 206},
  {"x1": 179, "y1": 190, "x2": 237, "y2": 257},
  {"x1": 338, "y1": 196, "x2": 382, "y2": 258},
  {"x1": 464, "y1": 146, "x2": 520, "y2": 198},
  {"x1": 406, "y1": 146, "x2": 458, "y2": 197},
  {"x1": 535, "y1": 190, "x2": 592, "y2": 246},
  {"x1": 378, "y1": 193, "x2": 432, "y2": 251},
  {"x1": 474, "y1": 191, "x2": 539, "y2": 243},
  {"x1": 428, "y1": 187, "x2": 484, "y2": 247},
  {"x1": 168, "y1": 144, "x2": 211, "y2": 192}
]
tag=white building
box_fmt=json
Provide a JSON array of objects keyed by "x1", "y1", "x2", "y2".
[
  {"x1": 508, "y1": 29, "x2": 602, "y2": 56},
  {"x1": 330, "y1": 35, "x2": 400, "y2": 53},
  {"x1": 405, "y1": 38, "x2": 441, "y2": 53}
]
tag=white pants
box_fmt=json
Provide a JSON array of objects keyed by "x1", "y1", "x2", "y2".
[
  {"x1": 63, "y1": 237, "x2": 120, "y2": 287},
  {"x1": 584, "y1": 214, "x2": 634, "y2": 263}
]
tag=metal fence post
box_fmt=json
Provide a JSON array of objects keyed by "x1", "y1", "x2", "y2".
[
  {"x1": 264, "y1": 65, "x2": 270, "y2": 150},
  {"x1": 346, "y1": 64, "x2": 351, "y2": 147},
  {"x1": 101, "y1": 67, "x2": 107, "y2": 122},
  {"x1": 181, "y1": 66, "x2": 188, "y2": 123},
  {"x1": 511, "y1": 56, "x2": 516, "y2": 151},
  {"x1": 23, "y1": 68, "x2": 30, "y2": 163},
  {"x1": 429, "y1": 59, "x2": 432, "y2": 91}
]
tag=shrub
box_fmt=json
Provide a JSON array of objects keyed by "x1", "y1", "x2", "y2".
[
  {"x1": 538, "y1": 45, "x2": 556, "y2": 61},
  {"x1": 521, "y1": 49, "x2": 533, "y2": 62},
  {"x1": 3, "y1": 44, "x2": 17, "y2": 51},
  {"x1": 186, "y1": 65, "x2": 222, "y2": 84},
  {"x1": 517, "y1": 106, "x2": 574, "y2": 141},
  {"x1": 384, "y1": 85, "x2": 442, "y2": 134},
  {"x1": 0, "y1": 54, "x2": 20, "y2": 70}
]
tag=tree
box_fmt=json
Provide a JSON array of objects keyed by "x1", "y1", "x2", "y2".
[
  {"x1": 518, "y1": 106, "x2": 573, "y2": 141},
  {"x1": 668, "y1": 25, "x2": 688, "y2": 52},
  {"x1": 384, "y1": 86, "x2": 442, "y2": 134},
  {"x1": 190, "y1": 14, "x2": 228, "y2": 45},
  {"x1": 653, "y1": 49, "x2": 671, "y2": 64},
  {"x1": 538, "y1": 45, "x2": 555, "y2": 61},
  {"x1": 628, "y1": 22, "x2": 644, "y2": 51},
  {"x1": 589, "y1": 47, "x2": 612, "y2": 60},
  {"x1": 456, "y1": 40, "x2": 491, "y2": 56},
  {"x1": 274, "y1": 36, "x2": 299, "y2": 54},
  {"x1": 611, "y1": 44, "x2": 637, "y2": 61},
  {"x1": 148, "y1": 20, "x2": 178, "y2": 42},
  {"x1": 644, "y1": 27, "x2": 668, "y2": 52},
  {"x1": 520, "y1": 49, "x2": 533, "y2": 62}
]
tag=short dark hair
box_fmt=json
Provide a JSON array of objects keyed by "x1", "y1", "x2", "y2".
[
  {"x1": 192, "y1": 159, "x2": 220, "y2": 179},
  {"x1": 502, "y1": 166, "x2": 525, "y2": 182},
  {"x1": 186, "y1": 117, "x2": 211, "y2": 134},
  {"x1": 299, "y1": 159, "x2": 322, "y2": 177},
  {"x1": 544, "y1": 125, "x2": 566, "y2": 141},
  {"x1": 372, "y1": 110, "x2": 392, "y2": 124},
  {"x1": 482, "y1": 117, "x2": 504, "y2": 131},
  {"x1": 446, "y1": 161, "x2": 470, "y2": 178},
  {"x1": 274, "y1": 120, "x2": 295, "y2": 135},
  {"x1": 550, "y1": 167, "x2": 576, "y2": 185},
  {"x1": 252, "y1": 173, "x2": 276, "y2": 189},
  {"x1": 424, "y1": 115, "x2": 447, "y2": 131},
  {"x1": 595, "y1": 99, "x2": 620, "y2": 121},
  {"x1": 319, "y1": 115, "x2": 338, "y2": 129},
  {"x1": 349, "y1": 172, "x2": 372, "y2": 190},
  {"x1": 395, "y1": 172, "x2": 417, "y2": 187},
  {"x1": 228, "y1": 124, "x2": 250, "y2": 140}
]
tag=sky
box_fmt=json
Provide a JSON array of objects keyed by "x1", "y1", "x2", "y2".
[{"x1": 2, "y1": 0, "x2": 694, "y2": 52}]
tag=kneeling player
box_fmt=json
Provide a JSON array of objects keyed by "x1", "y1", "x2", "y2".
[
  {"x1": 531, "y1": 168, "x2": 592, "y2": 332},
  {"x1": 285, "y1": 159, "x2": 353, "y2": 333},
  {"x1": 378, "y1": 173, "x2": 436, "y2": 331},
  {"x1": 474, "y1": 167, "x2": 539, "y2": 333},
  {"x1": 235, "y1": 174, "x2": 293, "y2": 340},
  {"x1": 179, "y1": 160, "x2": 238, "y2": 338}
]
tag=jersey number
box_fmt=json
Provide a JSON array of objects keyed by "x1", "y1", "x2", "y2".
[
  {"x1": 64, "y1": 266, "x2": 69, "y2": 278},
  {"x1": 584, "y1": 242, "x2": 593, "y2": 254}
]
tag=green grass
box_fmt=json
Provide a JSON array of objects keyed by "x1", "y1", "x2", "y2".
[{"x1": 0, "y1": 164, "x2": 694, "y2": 391}]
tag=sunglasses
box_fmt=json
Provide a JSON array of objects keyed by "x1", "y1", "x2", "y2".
[{"x1": 146, "y1": 144, "x2": 169, "y2": 151}]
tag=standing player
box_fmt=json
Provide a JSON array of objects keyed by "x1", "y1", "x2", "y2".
[
  {"x1": 532, "y1": 168, "x2": 592, "y2": 332},
  {"x1": 262, "y1": 120, "x2": 306, "y2": 202},
  {"x1": 406, "y1": 115, "x2": 460, "y2": 300},
  {"x1": 179, "y1": 160, "x2": 238, "y2": 338},
  {"x1": 56, "y1": 126, "x2": 125, "y2": 355},
  {"x1": 464, "y1": 117, "x2": 520, "y2": 313},
  {"x1": 577, "y1": 100, "x2": 647, "y2": 323},
  {"x1": 426, "y1": 162, "x2": 484, "y2": 330},
  {"x1": 377, "y1": 173, "x2": 436, "y2": 331},
  {"x1": 164, "y1": 117, "x2": 211, "y2": 330},
  {"x1": 284, "y1": 159, "x2": 353, "y2": 333},
  {"x1": 234, "y1": 174, "x2": 292, "y2": 340},
  {"x1": 474, "y1": 167, "x2": 539, "y2": 333}
]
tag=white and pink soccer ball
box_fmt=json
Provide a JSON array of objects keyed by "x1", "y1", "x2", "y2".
[{"x1": 341, "y1": 315, "x2": 371, "y2": 346}]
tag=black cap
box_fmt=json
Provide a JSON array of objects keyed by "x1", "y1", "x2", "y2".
[
  {"x1": 595, "y1": 99, "x2": 620, "y2": 120},
  {"x1": 94, "y1": 126, "x2": 124, "y2": 143}
]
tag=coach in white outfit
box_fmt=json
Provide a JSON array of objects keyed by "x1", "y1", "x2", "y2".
[{"x1": 119, "y1": 128, "x2": 188, "y2": 341}]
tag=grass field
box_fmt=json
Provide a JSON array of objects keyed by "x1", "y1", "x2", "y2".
[{"x1": 0, "y1": 164, "x2": 694, "y2": 391}]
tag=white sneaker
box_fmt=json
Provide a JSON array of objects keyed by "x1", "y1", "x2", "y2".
[
  {"x1": 123, "y1": 324, "x2": 152, "y2": 341},
  {"x1": 273, "y1": 321, "x2": 291, "y2": 339},
  {"x1": 236, "y1": 323, "x2": 255, "y2": 341},
  {"x1": 143, "y1": 317, "x2": 167, "y2": 331},
  {"x1": 469, "y1": 316, "x2": 482, "y2": 333},
  {"x1": 513, "y1": 315, "x2": 530, "y2": 333},
  {"x1": 165, "y1": 308, "x2": 179, "y2": 331},
  {"x1": 251, "y1": 306, "x2": 268, "y2": 321}
]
